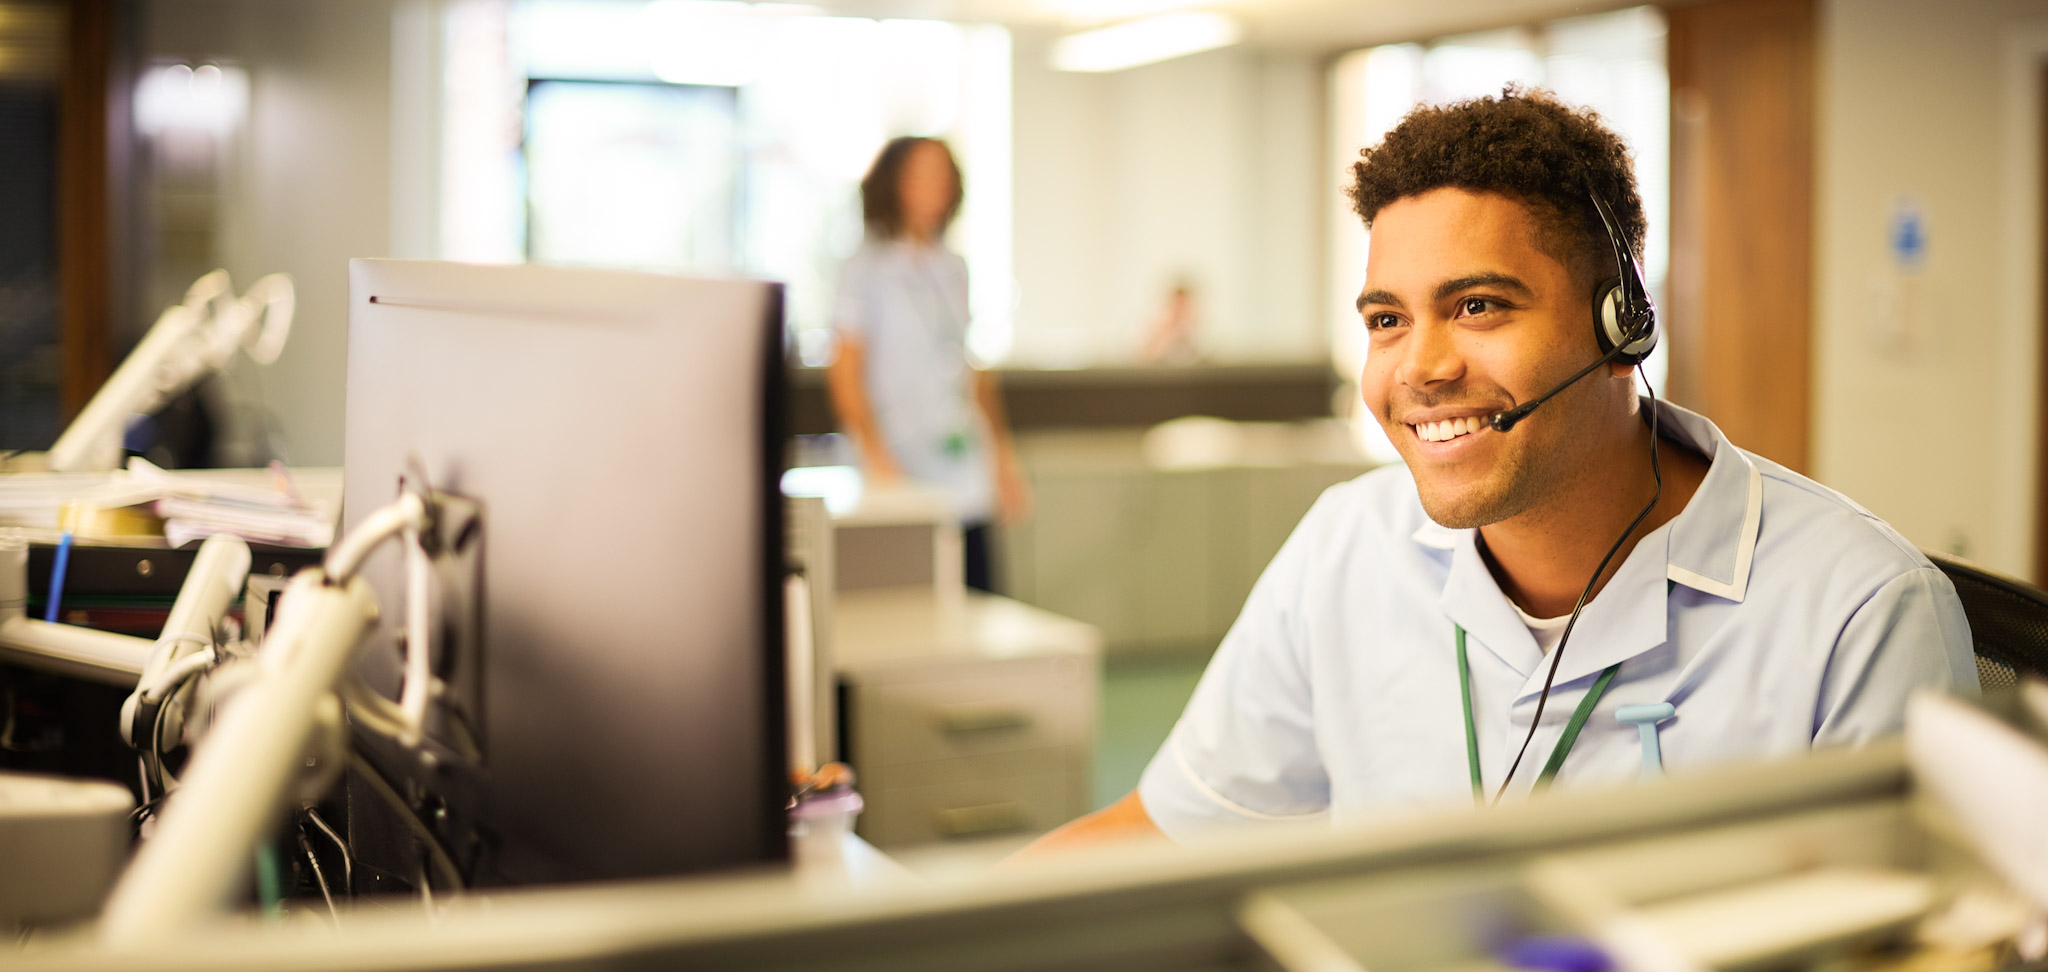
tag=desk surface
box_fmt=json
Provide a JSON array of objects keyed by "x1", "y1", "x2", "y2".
[
  {"x1": 790, "y1": 824, "x2": 915, "y2": 892},
  {"x1": 5, "y1": 743, "x2": 1925, "y2": 972},
  {"x1": 833, "y1": 587, "x2": 1102, "y2": 672}
]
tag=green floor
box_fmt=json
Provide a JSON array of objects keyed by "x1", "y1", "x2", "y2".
[{"x1": 1092, "y1": 651, "x2": 1210, "y2": 810}]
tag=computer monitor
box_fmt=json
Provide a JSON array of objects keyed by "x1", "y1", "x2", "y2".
[{"x1": 342, "y1": 259, "x2": 786, "y2": 885}]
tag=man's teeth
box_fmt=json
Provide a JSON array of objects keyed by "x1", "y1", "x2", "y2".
[{"x1": 1414, "y1": 417, "x2": 1484, "y2": 442}]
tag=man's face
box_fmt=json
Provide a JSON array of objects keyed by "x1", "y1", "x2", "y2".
[{"x1": 1357, "y1": 188, "x2": 1611, "y2": 529}]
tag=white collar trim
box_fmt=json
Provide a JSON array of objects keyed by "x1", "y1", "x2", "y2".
[
  {"x1": 1665, "y1": 452, "x2": 1761, "y2": 602},
  {"x1": 1402, "y1": 400, "x2": 1763, "y2": 602}
]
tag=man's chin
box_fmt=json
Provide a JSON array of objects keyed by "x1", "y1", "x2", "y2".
[
  {"x1": 1421, "y1": 503, "x2": 1492, "y2": 531},
  {"x1": 1414, "y1": 481, "x2": 1517, "y2": 531}
]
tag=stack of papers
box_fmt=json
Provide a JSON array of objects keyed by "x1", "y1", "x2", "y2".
[
  {"x1": 0, "y1": 473, "x2": 161, "y2": 533},
  {"x1": 133, "y1": 460, "x2": 334, "y2": 549},
  {"x1": 156, "y1": 494, "x2": 331, "y2": 548},
  {"x1": 0, "y1": 459, "x2": 334, "y2": 549}
]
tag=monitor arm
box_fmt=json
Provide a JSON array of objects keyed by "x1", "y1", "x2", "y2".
[
  {"x1": 47, "y1": 270, "x2": 294, "y2": 474},
  {"x1": 97, "y1": 487, "x2": 482, "y2": 944},
  {"x1": 0, "y1": 533, "x2": 248, "y2": 687}
]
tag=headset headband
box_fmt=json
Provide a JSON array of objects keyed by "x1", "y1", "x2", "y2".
[{"x1": 1585, "y1": 184, "x2": 1654, "y2": 340}]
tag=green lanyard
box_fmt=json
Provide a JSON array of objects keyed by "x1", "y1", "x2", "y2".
[{"x1": 1455, "y1": 624, "x2": 1621, "y2": 806}]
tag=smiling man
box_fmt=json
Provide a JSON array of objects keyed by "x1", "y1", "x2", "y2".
[{"x1": 1026, "y1": 88, "x2": 1976, "y2": 852}]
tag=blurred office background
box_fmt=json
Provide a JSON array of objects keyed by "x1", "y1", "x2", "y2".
[{"x1": 5, "y1": 0, "x2": 2043, "y2": 805}]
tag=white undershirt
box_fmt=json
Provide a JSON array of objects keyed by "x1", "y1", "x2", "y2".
[{"x1": 1512, "y1": 601, "x2": 1573, "y2": 655}]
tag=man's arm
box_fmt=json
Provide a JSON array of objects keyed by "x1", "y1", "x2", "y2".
[
  {"x1": 1011, "y1": 790, "x2": 1163, "y2": 859},
  {"x1": 1816, "y1": 566, "x2": 1978, "y2": 744},
  {"x1": 1014, "y1": 485, "x2": 1349, "y2": 864},
  {"x1": 826, "y1": 334, "x2": 903, "y2": 483}
]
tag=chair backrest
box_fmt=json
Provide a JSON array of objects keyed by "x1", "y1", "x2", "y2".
[{"x1": 1923, "y1": 549, "x2": 2048, "y2": 691}]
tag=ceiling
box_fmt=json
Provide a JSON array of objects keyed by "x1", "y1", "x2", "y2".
[
  {"x1": 806, "y1": 0, "x2": 1653, "y2": 54},
  {"x1": 138, "y1": 0, "x2": 1668, "y2": 59}
]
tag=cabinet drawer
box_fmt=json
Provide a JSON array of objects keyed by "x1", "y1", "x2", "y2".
[
  {"x1": 849, "y1": 657, "x2": 1092, "y2": 770},
  {"x1": 864, "y1": 746, "x2": 1070, "y2": 790},
  {"x1": 858, "y1": 768, "x2": 1076, "y2": 848}
]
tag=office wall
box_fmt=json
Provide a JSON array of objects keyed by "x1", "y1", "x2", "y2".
[
  {"x1": 1812, "y1": 0, "x2": 2048, "y2": 577},
  {"x1": 142, "y1": 0, "x2": 397, "y2": 468},
  {"x1": 1010, "y1": 38, "x2": 1325, "y2": 367}
]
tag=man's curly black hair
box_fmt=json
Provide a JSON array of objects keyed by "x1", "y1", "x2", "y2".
[{"x1": 1346, "y1": 86, "x2": 1645, "y2": 290}]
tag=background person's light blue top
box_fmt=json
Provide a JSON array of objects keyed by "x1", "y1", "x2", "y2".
[
  {"x1": 834, "y1": 238, "x2": 992, "y2": 522},
  {"x1": 1138, "y1": 401, "x2": 1978, "y2": 841}
]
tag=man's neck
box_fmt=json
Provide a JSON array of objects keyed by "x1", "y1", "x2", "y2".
[{"x1": 1479, "y1": 415, "x2": 1712, "y2": 620}]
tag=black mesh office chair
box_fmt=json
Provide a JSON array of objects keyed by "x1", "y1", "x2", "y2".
[{"x1": 1923, "y1": 549, "x2": 2048, "y2": 691}]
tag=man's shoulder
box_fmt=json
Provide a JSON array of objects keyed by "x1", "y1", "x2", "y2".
[
  {"x1": 1298, "y1": 464, "x2": 1438, "y2": 547},
  {"x1": 1746, "y1": 448, "x2": 1934, "y2": 580}
]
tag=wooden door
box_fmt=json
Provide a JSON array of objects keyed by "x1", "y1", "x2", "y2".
[
  {"x1": 2036, "y1": 64, "x2": 2048, "y2": 583},
  {"x1": 59, "y1": 0, "x2": 116, "y2": 420},
  {"x1": 1666, "y1": 0, "x2": 1817, "y2": 472}
]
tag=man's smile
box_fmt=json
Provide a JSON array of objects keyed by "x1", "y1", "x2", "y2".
[
  {"x1": 1413, "y1": 416, "x2": 1484, "y2": 442},
  {"x1": 1397, "y1": 406, "x2": 1506, "y2": 447}
]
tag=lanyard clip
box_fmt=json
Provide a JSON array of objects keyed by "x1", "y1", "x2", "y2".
[{"x1": 1615, "y1": 703, "x2": 1676, "y2": 779}]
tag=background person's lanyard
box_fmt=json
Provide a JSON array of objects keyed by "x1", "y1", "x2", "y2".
[{"x1": 1455, "y1": 625, "x2": 1621, "y2": 807}]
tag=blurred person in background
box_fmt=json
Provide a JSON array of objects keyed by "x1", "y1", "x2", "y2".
[
  {"x1": 1137, "y1": 278, "x2": 1203, "y2": 366},
  {"x1": 826, "y1": 136, "x2": 1030, "y2": 592}
]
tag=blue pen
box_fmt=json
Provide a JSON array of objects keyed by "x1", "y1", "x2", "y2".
[
  {"x1": 1614, "y1": 703, "x2": 1676, "y2": 779},
  {"x1": 44, "y1": 530, "x2": 73, "y2": 624}
]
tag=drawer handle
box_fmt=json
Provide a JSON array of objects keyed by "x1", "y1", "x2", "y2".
[
  {"x1": 935, "y1": 704, "x2": 1034, "y2": 735},
  {"x1": 934, "y1": 801, "x2": 1030, "y2": 838}
]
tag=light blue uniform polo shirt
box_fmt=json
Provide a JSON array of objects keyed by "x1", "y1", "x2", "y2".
[
  {"x1": 833, "y1": 238, "x2": 992, "y2": 523},
  {"x1": 1138, "y1": 400, "x2": 1978, "y2": 841}
]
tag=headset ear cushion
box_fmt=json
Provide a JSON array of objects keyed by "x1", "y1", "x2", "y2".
[
  {"x1": 1593, "y1": 278, "x2": 1657, "y2": 365},
  {"x1": 1593, "y1": 280, "x2": 1626, "y2": 355}
]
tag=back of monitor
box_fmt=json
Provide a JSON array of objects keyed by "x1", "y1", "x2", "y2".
[{"x1": 343, "y1": 259, "x2": 786, "y2": 884}]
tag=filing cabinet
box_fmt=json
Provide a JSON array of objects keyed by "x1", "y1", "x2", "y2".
[{"x1": 833, "y1": 588, "x2": 1100, "y2": 850}]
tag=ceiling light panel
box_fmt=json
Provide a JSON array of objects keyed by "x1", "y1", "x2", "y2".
[{"x1": 1050, "y1": 10, "x2": 1243, "y2": 72}]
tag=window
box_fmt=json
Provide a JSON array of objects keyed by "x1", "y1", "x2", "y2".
[
  {"x1": 440, "y1": 0, "x2": 1014, "y2": 365},
  {"x1": 523, "y1": 80, "x2": 741, "y2": 272}
]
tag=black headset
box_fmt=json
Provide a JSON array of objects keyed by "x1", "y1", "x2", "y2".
[{"x1": 1588, "y1": 187, "x2": 1657, "y2": 365}]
